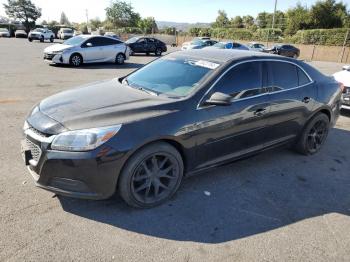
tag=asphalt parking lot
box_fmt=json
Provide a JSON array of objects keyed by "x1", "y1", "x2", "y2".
[{"x1": 1, "y1": 38, "x2": 350, "y2": 262}]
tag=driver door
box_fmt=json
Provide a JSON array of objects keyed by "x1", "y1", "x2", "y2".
[{"x1": 194, "y1": 61, "x2": 271, "y2": 169}]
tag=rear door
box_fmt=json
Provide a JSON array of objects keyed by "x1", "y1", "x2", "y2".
[
  {"x1": 194, "y1": 61, "x2": 271, "y2": 169},
  {"x1": 103, "y1": 38, "x2": 125, "y2": 61},
  {"x1": 264, "y1": 61, "x2": 316, "y2": 146}
]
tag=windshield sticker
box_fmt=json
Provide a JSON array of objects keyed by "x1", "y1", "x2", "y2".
[{"x1": 194, "y1": 60, "x2": 220, "y2": 70}]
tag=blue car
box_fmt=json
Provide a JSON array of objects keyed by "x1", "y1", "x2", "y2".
[{"x1": 206, "y1": 41, "x2": 250, "y2": 50}]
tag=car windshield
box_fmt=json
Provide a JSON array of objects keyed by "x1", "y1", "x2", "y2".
[
  {"x1": 126, "y1": 37, "x2": 139, "y2": 44},
  {"x1": 125, "y1": 57, "x2": 220, "y2": 97},
  {"x1": 63, "y1": 29, "x2": 73, "y2": 33},
  {"x1": 34, "y1": 28, "x2": 44, "y2": 32},
  {"x1": 213, "y1": 42, "x2": 226, "y2": 48},
  {"x1": 0, "y1": 28, "x2": 8, "y2": 32},
  {"x1": 190, "y1": 40, "x2": 204, "y2": 46},
  {"x1": 63, "y1": 36, "x2": 87, "y2": 46}
]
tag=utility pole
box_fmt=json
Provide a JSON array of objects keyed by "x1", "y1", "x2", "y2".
[
  {"x1": 267, "y1": 0, "x2": 278, "y2": 47},
  {"x1": 85, "y1": 9, "x2": 89, "y2": 32}
]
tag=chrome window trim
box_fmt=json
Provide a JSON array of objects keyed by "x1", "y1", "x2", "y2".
[{"x1": 197, "y1": 59, "x2": 314, "y2": 110}]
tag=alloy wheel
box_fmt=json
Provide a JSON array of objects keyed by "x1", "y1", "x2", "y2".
[
  {"x1": 131, "y1": 153, "x2": 180, "y2": 205},
  {"x1": 306, "y1": 120, "x2": 328, "y2": 153},
  {"x1": 71, "y1": 55, "x2": 81, "y2": 66},
  {"x1": 116, "y1": 54, "x2": 124, "y2": 64}
]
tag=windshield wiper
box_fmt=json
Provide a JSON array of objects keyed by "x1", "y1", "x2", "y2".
[{"x1": 136, "y1": 87, "x2": 159, "y2": 96}]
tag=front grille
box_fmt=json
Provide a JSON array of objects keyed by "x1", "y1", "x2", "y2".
[
  {"x1": 343, "y1": 86, "x2": 350, "y2": 94},
  {"x1": 44, "y1": 53, "x2": 55, "y2": 60},
  {"x1": 25, "y1": 138, "x2": 42, "y2": 163}
]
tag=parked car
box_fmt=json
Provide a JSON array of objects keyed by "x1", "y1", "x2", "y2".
[
  {"x1": 22, "y1": 49, "x2": 342, "y2": 208},
  {"x1": 0, "y1": 28, "x2": 10, "y2": 37},
  {"x1": 43, "y1": 35, "x2": 129, "y2": 66},
  {"x1": 28, "y1": 28, "x2": 55, "y2": 42},
  {"x1": 73, "y1": 31, "x2": 82, "y2": 36},
  {"x1": 265, "y1": 44, "x2": 300, "y2": 58},
  {"x1": 205, "y1": 41, "x2": 249, "y2": 50},
  {"x1": 126, "y1": 37, "x2": 167, "y2": 56},
  {"x1": 333, "y1": 65, "x2": 350, "y2": 110},
  {"x1": 248, "y1": 42, "x2": 266, "y2": 52},
  {"x1": 57, "y1": 28, "x2": 74, "y2": 40},
  {"x1": 104, "y1": 32, "x2": 120, "y2": 39},
  {"x1": 181, "y1": 39, "x2": 217, "y2": 50},
  {"x1": 15, "y1": 29, "x2": 27, "y2": 38}
]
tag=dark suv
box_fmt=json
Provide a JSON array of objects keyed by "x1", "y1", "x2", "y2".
[
  {"x1": 265, "y1": 44, "x2": 300, "y2": 59},
  {"x1": 126, "y1": 37, "x2": 167, "y2": 56}
]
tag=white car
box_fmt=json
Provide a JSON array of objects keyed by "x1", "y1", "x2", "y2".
[
  {"x1": 0, "y1": 28, "x2": 10, "y2": 37},
  {"x1": 28, "y1": 28, "x2": 55, "y2": 42},
  {"x1": 43, "y1": 35, "x2": 130, "y2": 66},
  {"x1": 333, "y1": 65, "x2": 350, "y2": 110},
  {"x1": 57, "y1": 28, "x2": 74, "y2": 40}
]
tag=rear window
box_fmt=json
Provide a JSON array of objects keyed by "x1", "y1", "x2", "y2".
[
  {"x1": 297, "y1": 67, "x2": 311, "y2": 86},
  {"x1": 267, "y1": 61, "x2": 298, "y2": 90}
]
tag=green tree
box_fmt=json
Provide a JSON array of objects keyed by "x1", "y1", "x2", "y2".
[
  {"x1": 230, "y1": 16, "x2": 243, "y2": 28},
  {"x1": 310, "y1": 0, "x2": 346, "y2": 29},
  {"x1": 212, "y1": 10, "x2": 229, "y2": 28},
  {"x1": 285, "y1": 3, "x2": 311, "y2": 35},
  {"x1": 242, "y1": 15, "x2": 255, "y2": 28},
  {"x1": 89, "y1": 17, "x2": 102, "y2": 31},
  {"x1": 60, "y1": 12, "x2": 70, "y2": 25},
  {"x1": 105, "y1": 0, "x2": 140, "y2": 28},
  {"x1": 138, "y1": 17, "x2": 158, "y2": 34},
  {"x1": 163, "y1": 27, "x2": 176, "y2": 35},
  {"x1": 257, "y1": 12, "x2": 269, "y2": 28},
  {"x1": 3, "y1": 0, "x2": 41, "y2": 32}
]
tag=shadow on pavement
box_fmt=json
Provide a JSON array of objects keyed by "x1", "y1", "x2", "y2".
[
  {"x1": 59, "y1": 127, "x2": 350, "y2": 244},
  {"x1": 49, "y1": 62, "x2": 144, "y2": 70}
]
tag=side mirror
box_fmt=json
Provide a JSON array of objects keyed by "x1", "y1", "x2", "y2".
[
  {"x1": 204, "y1": 92, "x2": 232, "y2": 106},
  {"x1": 86, "y1": 42, "x2": 93, "y2": 47}
]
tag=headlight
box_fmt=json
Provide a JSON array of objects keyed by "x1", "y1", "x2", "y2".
[{"x1": 51, "y1": 124, "x2": 122, "y2": 151}]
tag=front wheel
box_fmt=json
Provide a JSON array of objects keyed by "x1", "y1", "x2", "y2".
[
  {"x1": 118, "y1": 142, "x2": 184, "y2": 208},
  {"x1": 28, "y1": 38, "x2": 32, "y2": 42},
  {"x1": 295, "y1": 113, "x2": 330, "y2": 155},
  {"x1": 69, "y1": 54, "x2": 83, "y2": 67}
]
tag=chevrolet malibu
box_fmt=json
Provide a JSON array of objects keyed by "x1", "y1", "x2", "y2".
[
  {"x1": 22, "y1": 50, "x2": 342, "y2": 208},
  {"x1": 43, "y1": 35, "x2": 129, "y2": 66}
]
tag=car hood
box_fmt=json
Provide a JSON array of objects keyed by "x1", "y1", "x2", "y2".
[
  {"x1": 30, "y1": 79, "x2": 177, "y2": 133},
  {"x1": 334, "y1": 70, "x2": 350, "y2": 87},
  {"x1": 44, "y1": 44, "x2": 73, "y2": 53}
]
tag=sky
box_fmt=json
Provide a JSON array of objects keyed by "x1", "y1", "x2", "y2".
[{"x1": 0, "y1": 0, "x2": 350, "y2": 23}]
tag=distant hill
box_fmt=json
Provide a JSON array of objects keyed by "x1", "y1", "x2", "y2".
[{"x1": 156, "y1": 21, "x2": 211, "y2": 32}]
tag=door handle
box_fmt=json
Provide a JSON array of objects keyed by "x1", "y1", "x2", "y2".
[
  {"x1": 302, "y1": 97, "x2": 311, "y2": 103},
  {"x1": 254, "y1": 108, "x2": 267, "y2": 116}
]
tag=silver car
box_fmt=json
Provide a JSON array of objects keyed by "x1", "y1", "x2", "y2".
[
  {"x1": 43, "y1": 35, "x2": 130, "y2": 66},
  {"x1": 0, "y1": 28, "x2": 10, "y2": 37}
]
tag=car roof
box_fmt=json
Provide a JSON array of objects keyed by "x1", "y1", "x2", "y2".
[{"x1": 168, "y1": 49, "x2": 280, "y2": 63}]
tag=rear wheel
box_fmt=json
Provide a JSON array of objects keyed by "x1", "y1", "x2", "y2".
[
  {"x1": 295, "y1": 113, "x2": 330, "y2": 155},
  {"x1": 69, "y1": 54, "x2": 83, "y2": 67},
  {"x1": 155, "y1": 48, "x2": 162, "y2": 56},
  {"x1": 118, "y1": 142, "x2": 184, "y2": 208},
  {"x1": 115, "y1": 53, "x2": 125, "y2": 65}
]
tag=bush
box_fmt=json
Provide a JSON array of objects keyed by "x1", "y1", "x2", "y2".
[
  {"x1": 210, "y1": 28, "x2": 254, "y2": 40},
  {"x1": 286, "y1": 28, "x2": 349, "y2": 46}
]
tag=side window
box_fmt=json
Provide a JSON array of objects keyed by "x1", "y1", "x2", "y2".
[
  {"x1": 137, "y1": 38, "x2": 146, "y2": 44},
  {"x1": 267, "y1": 61, "x2": 298, "y2": 91},
  {"x1": 212, "y1": 62, "x2": 265, "y2": 100},
  {"x1": 297, "y1": 67, "x2": 311, "y2": 86},
  {"x1": 103, "y1": 37, "x2": 122, "y2": 45}
]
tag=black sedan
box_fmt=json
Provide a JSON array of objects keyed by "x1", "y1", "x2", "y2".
[
  {"x1": 126, "y1": 36, "x2": 167, "y2": 56},
  {"x1": 22, "y1": 50, "x2": 342, "y2": 208},
  {"x1": 265, "y1": 44, "x2": 300, "y2": 58}
]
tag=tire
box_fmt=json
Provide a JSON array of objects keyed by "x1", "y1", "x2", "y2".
[
  {"x1": 28, "y1": 38, "x2": 32, "y2": 42},
  {"x1": 295, "y1": 113, "x2": 330, "y2": 155},
  {"x1": 118, "y1": 142, "x2": 184, "y2": 208},
  {"x1": 40, "y1": 35, "x2": 44, "y2": 42},
  {"x1": 115, "y1": 53, "x2": 125, "y2": 65},
  {"x1": 50, "y1": 36, "x2": 54, "y2": 43},
  {"x1": 146, "y1": 52, "x2": 150, "y2": 56},
  {"x1": 69, "y1": 53, "x2": 83, "y2": 67},
  {"x1": 155, "y1": 48, "x2": 162, "y2": 56}
]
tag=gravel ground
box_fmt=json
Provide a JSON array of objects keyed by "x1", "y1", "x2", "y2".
[{"x1": 0, "y1": 38, "x2": 350, "y2": 262}]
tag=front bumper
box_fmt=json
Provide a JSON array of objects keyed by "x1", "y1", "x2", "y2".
[
  {"x1": 21, "y1": 125, "x2": 127, "y2": 200},
  {"x1": 341, "y1": 93, "x2": 350, "y2": 110},
  {"x1": 29, "y1": 34, "x2": 42, "y2": 40},
  {"x1": 43, "y1": 52, "x2": 67, "y2": 64}
]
